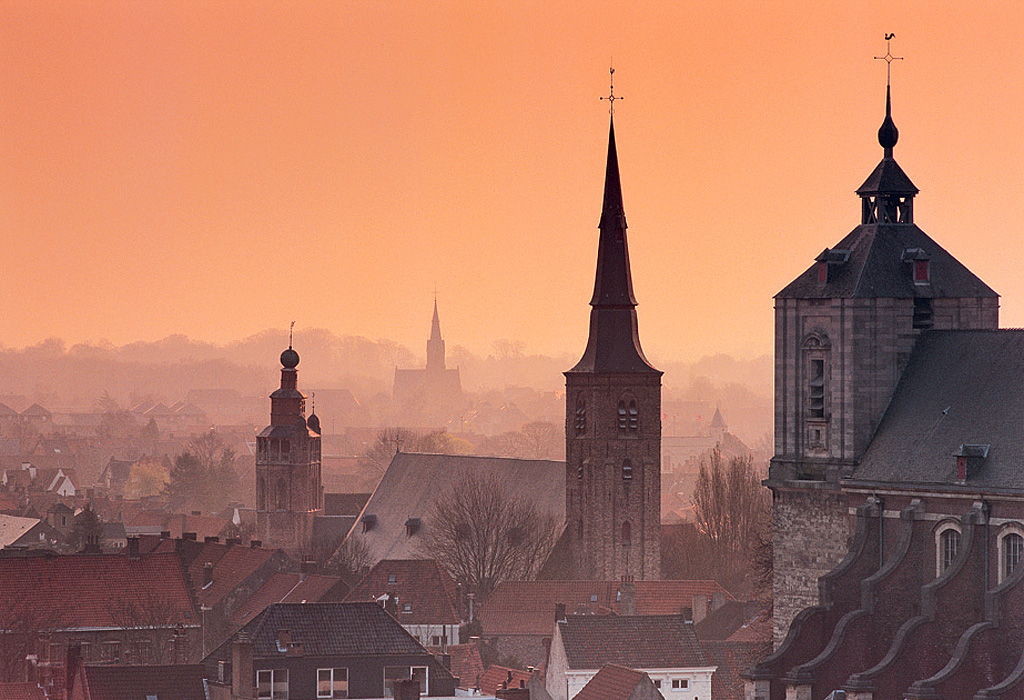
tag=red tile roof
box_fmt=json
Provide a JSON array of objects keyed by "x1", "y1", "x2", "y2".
[
  {"x1": 0, "y1": 552, "x2": 197, "y2": 630},
  {"x1": 76, "y1": 664, "x2": 208, "y2": 700},
  {"x1": 478, "y1": 666, "x2": 532, "y2": 695},
  {"x1": 187, "y1": 541, "x2": 276, "y2": 607},
  {"x1": 428, "y1": 642, "x2": 485, "y2": 690},
  {"x1": 477, "y1": 580, "x2": 734, "y2": 635},
  {"x1": 574, "y1": 664, "x2": 649, "y2": 700},
  {"x1": 228, "y1": 571, "x2": 346, "y2": 629},
  {"x1": 344, "y1": 559, "x2": 460, "y2": 625},
  {"x1": 0, "y1": 683, "x2": 47, "y2": 700}
]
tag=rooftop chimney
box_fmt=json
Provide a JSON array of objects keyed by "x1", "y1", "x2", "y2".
[
  {"x1": 250, "y1": 540, "x2": 262, "y2": 549},
  {"x1": 232, "y1": 635, "x2": 254, "y2": 699},
  {"x1": 692, "y1": 594, "x2": 708, "y2": 623},
  {"x1": 127, "y1": 536, "x2": 140, "y2": 560},
  {"x1": 555, "y1": 603, "x2": 567, "y2": 623}
]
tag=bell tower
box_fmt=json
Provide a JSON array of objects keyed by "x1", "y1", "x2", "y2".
[
  {"x1": 564, "y1": 114, "x2": 662, "y2": 580},
  {"x1": 255, "y1": 342, "x2": 323, "y2": 553}
]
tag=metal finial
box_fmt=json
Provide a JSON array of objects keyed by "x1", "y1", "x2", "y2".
[
  {"x1": 289, "y1": 321, "x2": 295, "y2": 349},
  {"x1": 600, "y1": 65, "x2": 623, "y2": 115},
  {"x1": 433, "y1": 283, "x2": 438, "y2": 302},
  {"x1": 874, "y1": 33, "x2": 903, "y2": 86}
]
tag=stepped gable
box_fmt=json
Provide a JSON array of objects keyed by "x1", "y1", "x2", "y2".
[
  {"x1": 559, "y1": 614, "x2": 707, "y2": 670},
  {"x1": 850, "y1": 330, "x2": 1024, "y2": 490}
]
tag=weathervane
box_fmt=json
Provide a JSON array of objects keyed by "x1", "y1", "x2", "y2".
[
  {"x1": 600, "y1": 64, "x2": 622, "y2": 115},
  {"x1": 874, "y1": 33, "x2": 903, "y2": 85},
  {"x1": 289, "y1": 321, "x2": 295, "y2": 348}
]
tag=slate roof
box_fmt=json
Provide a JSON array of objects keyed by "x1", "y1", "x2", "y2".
[
  {"x1": 237, "y1": 602, "x2": 434, "y2": 658},
  {"x1": 350, "y1": 452, "x2": 565, "y2": 562},
  {"x1": 228, "y1": 572, "x2": 346, "y2": 630},
  {"x1": 558, "y1": 614, "x2": 707, "y2": 670},
  {"x1": 776, "y1": 223, "x2": 997, "y2": 300},
  {"x1": 573, "y1": 664, "x2": 652, "y2": 700},
  {"x1": 323, "y1": 492, "x2": 371, "y2": 517},
  {"x1": 849, "y1": 330, "x2": 1024, "y2": 492},
  {"x1": 344, "y1": 559, "x2": 460, "y2": 625},
  {"x1": 75, "y1": 664, "x2": 208, "y2": 700},
  {"x1": 478, "y1": 580, "x2": 734, "y2": 635},
  {"x1": 0, "y1": 552, "x2": 197, "y2": 630}
]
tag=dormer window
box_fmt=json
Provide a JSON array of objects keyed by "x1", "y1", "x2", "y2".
[
  {"x1": 405, "y1": 518, "x2": 421, "y2": 537},
  {"x1": 361, "y1": 514, "x2": 377, "y2": 533},
  {"x1": 902, "y1": 248, "x2": 931, "y2": 285},
  {"x1": 814, "y1": 248, "x2": 850, "y2": 284},
  {"x1": 388, "y1": 574, "x2": 397, "y2": 584},
  {"x1": 954, "y1": 444, "x2": 989, "y2": 481}
]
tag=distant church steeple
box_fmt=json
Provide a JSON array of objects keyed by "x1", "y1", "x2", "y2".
[
  {"x1": 427, "y1": 298, "x2": 446, "y2": 371},
  {"x1": 564, "y1": 101, "x2": 662, "y2": 581}
]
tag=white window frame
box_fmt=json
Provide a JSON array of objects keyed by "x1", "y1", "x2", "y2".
[
  {"x1": 998, "y1": 525, "x2": 1024, "y2": 583},
  {"x1": 256, "y1": 669, "x2": 289, "y2": 700},
  {"x1": 317, "y1": 667, "x2": 348, "y2": 699},
  {"x1": 935, "y1": 521, "x2": 962, "y2": 577}
]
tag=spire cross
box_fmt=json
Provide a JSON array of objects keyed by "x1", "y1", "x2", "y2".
[
  {"x1": 600, "y1": 65, "x2": 623, "y2": 115},
  {"x1": 433, "y1": 284, "x2": 437, "y2": 302},
  {"x1": 289, "y1": 321, "x2": 295, "y2": 349},
  {"x1": 874, "y1": 33, "x2": 903, "y2": 85}
]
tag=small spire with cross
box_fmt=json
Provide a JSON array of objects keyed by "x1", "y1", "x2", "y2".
[
  {"x1": 874, "y1": 33, "x2": 903, "y2": 86},
  {"x1": 600, "y1": 64, "x2": 623, "y2": 115}
]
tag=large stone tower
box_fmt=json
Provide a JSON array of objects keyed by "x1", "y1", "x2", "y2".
[
  {"x1": 564, "y1": 117, "x2": 662, "y2": 580},
  {"x1": 766, "y1": 85, "x2": 998, "y2": 643},
  {"x1": 255, "y1": 344, "x2": 323, "y2": 553}
]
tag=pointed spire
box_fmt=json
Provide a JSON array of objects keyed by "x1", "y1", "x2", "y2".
[
  {"x1": 878, "y1": 84, "x2": 899, "y2": 157},
  {"x1": 430, "y1": 298, "x2": 442, "y2": 342},
  {"x1": 426, "y1": 299, "x2": 446, "y2": 371},
  {"x1": 590, "y1": 118, "x2": 637, "y2": 308}
]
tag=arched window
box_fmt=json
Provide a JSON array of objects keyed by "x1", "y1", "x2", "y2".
[
  {"x1": 575, "y1": 401, "x2": 586, "y2": 434},
  {"x1": 276, "y1": 477, "x2": 288, "y2": 511},
  {"x1": 1001, "y1": 530, "x2": 1024, "y2": 582},
  {"x1": 617, "y1": 401, "x2": 628, "y2": 430},
  {"x1": 622, "y1": 460, "x2": 633, "y2": 481},
  {"x1": 621, "y1": 521, "x2": 631, "y2": 545},
  {"x1": 628, "y1": 401, "x2": 639, "y2": 430},
  {"x1": 936, "y1": 523, "x2": 961, "y2": 575}
]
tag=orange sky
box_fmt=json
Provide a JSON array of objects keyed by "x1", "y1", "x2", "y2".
[{"x1": 2, "y1": 1, "x2": 1023, "y2": 363}]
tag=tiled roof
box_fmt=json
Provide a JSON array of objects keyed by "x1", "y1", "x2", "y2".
[
  {"x1": 559, "y1": 615, "x2": 707, "y2": 670},
  {"x1": 429, "y1": 642, "x2": 484, "y2": 689},
  {"x1": 350, "y1": 452, "x2": 564, "y2": 562},
  {"x1": 0, "y1": 683, "x2": 47, "y2": 700},
  {"x1": 478, "y1": 665, "x2": 532, "y2": 695},
  {"x1": 573, "y1": 664, "x2": 649, "y2": 700},
  {"x1": 693, "y1": 601, "x2": 766, "y2": 642},
  {"x1": 228, "y1": 571, "x2": 346, "y2": 629},
  {"x1": 77, "y1": 664, "x2": 208, "y2": 700},
  {"x1": 850, "y1": 330, "x2": 1024, "y2": 492},
  {"x1": 187, "y1": 541, "x2": 276, "y2": 607},
  {"x1": 477, "y1": 580, "x2": 734, "y2": 635},
  {"x1": 0, "y1": 515, "x2": 41, "y2": 548},
  {"x1": 241, "y1": 602, "x2": 435, "y2": 658},
  {"x1": 344, "y1": 559, "x2": 460, "y2": 625},
  {"x1": 0, "y1": 552, "x2": 197, "y2": 630}
]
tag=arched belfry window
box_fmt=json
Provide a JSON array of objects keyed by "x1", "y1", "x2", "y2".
[
  {"x1": 1000, "y1": 528, "x2": 1024, "y2": 582},
  {"x1": 936, "y1": 522, "x2": 961, "y2": 576},
  {"x1": 621, "y1": 521, "x2": 631, "y2": 545},
  {"x1": 617, "y1": 402, "x2": 628, "y2": 431},
  {"x1": 622, "y1": 460, "x2": 633, "y2": 481},
  {"x1": 628, "y1": 401, "x2": 639, "y2": 431},
  {"x1": 575, "y1": 401, "x2": 586, "y2": 434},
  {"x1": 802, "y1": 332, "x2": 831, "y2": 431}
]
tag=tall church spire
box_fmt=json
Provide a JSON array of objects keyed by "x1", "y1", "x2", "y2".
[
  {"x1": 569, "y1": 117, "x2": 658, "y2": 374},
  {"x1": 426, "y1": 299, "x2": 446, "y2": 371}
]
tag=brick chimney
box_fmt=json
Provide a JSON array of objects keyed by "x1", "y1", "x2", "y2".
[
  {"x1": 232, "y1": 635, "x2": 254, "y2": 699},
  {"x1": 692, "y1": 594, "x2": 708, "y2": 623},
  {"x1": 394, "y1": 679, "x2": 421, "y2": 700},
  {"x1": 619, "y1": 575, "x2": 636, "y2": 616},
  {"x1": 555, "y1": 602, "x2": 567, "y2": 623},
  {"x1": 127, "y1": 536, "x2": 140, "y2": 560}
]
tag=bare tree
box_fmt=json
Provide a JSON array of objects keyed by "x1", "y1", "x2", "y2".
[
  {"x1": 0, "y1": 597, "x2": 64, "y2": 682},
  {"x1": 416, "y1": 471, "x2": 561, "y2": 599},
  {"x1": 359, "y1": 427, "x2": 420, "y2": 475},
  {"x1": 324, "y1": 536, "x2": 373, "y2": 585},
  {"x1": 106, "y1": 590, "x2": 184, "y2": 664}
]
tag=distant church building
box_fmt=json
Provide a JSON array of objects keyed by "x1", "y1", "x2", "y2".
[
  {"x1": 564, "y1": 116, "x2": 662, "y2": 580},
  {"x1": 393, "y1": 301, "x2": 463, "y2": 426},
  {"x1": 255, "y1": 345, "x2": 323, "y2": 553}
]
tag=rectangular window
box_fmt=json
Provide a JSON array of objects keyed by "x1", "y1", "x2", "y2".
[
  {"x1": 101, "y1": 641, "x2": 120, "y2": 663},
  {"x1": 653, "y1": 680, "x2": 661, "y2": 689},
  {"x1": 257, "y1": 669, "x2": 289, "y2": 699},
  {"x1": 671, "y1": 679, "x2": 689, "y2": 689},
  {"x1": 318, "y1": 668, "x2": 348, "y2": 698}
]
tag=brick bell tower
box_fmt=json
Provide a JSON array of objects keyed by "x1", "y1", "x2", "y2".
[
  {"x1": 564, "y1": 115, "x2": 662, "y2": 580},
  {"x1": 255, "y1": 341, "x2": 323, "y2": 553}
]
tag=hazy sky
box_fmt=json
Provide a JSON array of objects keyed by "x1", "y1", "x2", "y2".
[{"x1": 3, "y1": 1, "x2": 1023, "y2": 362}]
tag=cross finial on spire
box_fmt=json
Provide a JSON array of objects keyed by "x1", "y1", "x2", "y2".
[
  {"x1": 289, "y1": 321, "x2": 295, "y2": 349},
  {"x1": 600, "y1": 64, "x2": 622, "y2": 115},
  {"x1": 874, "y1": 33, "x2": 903, "y2": 86}
]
